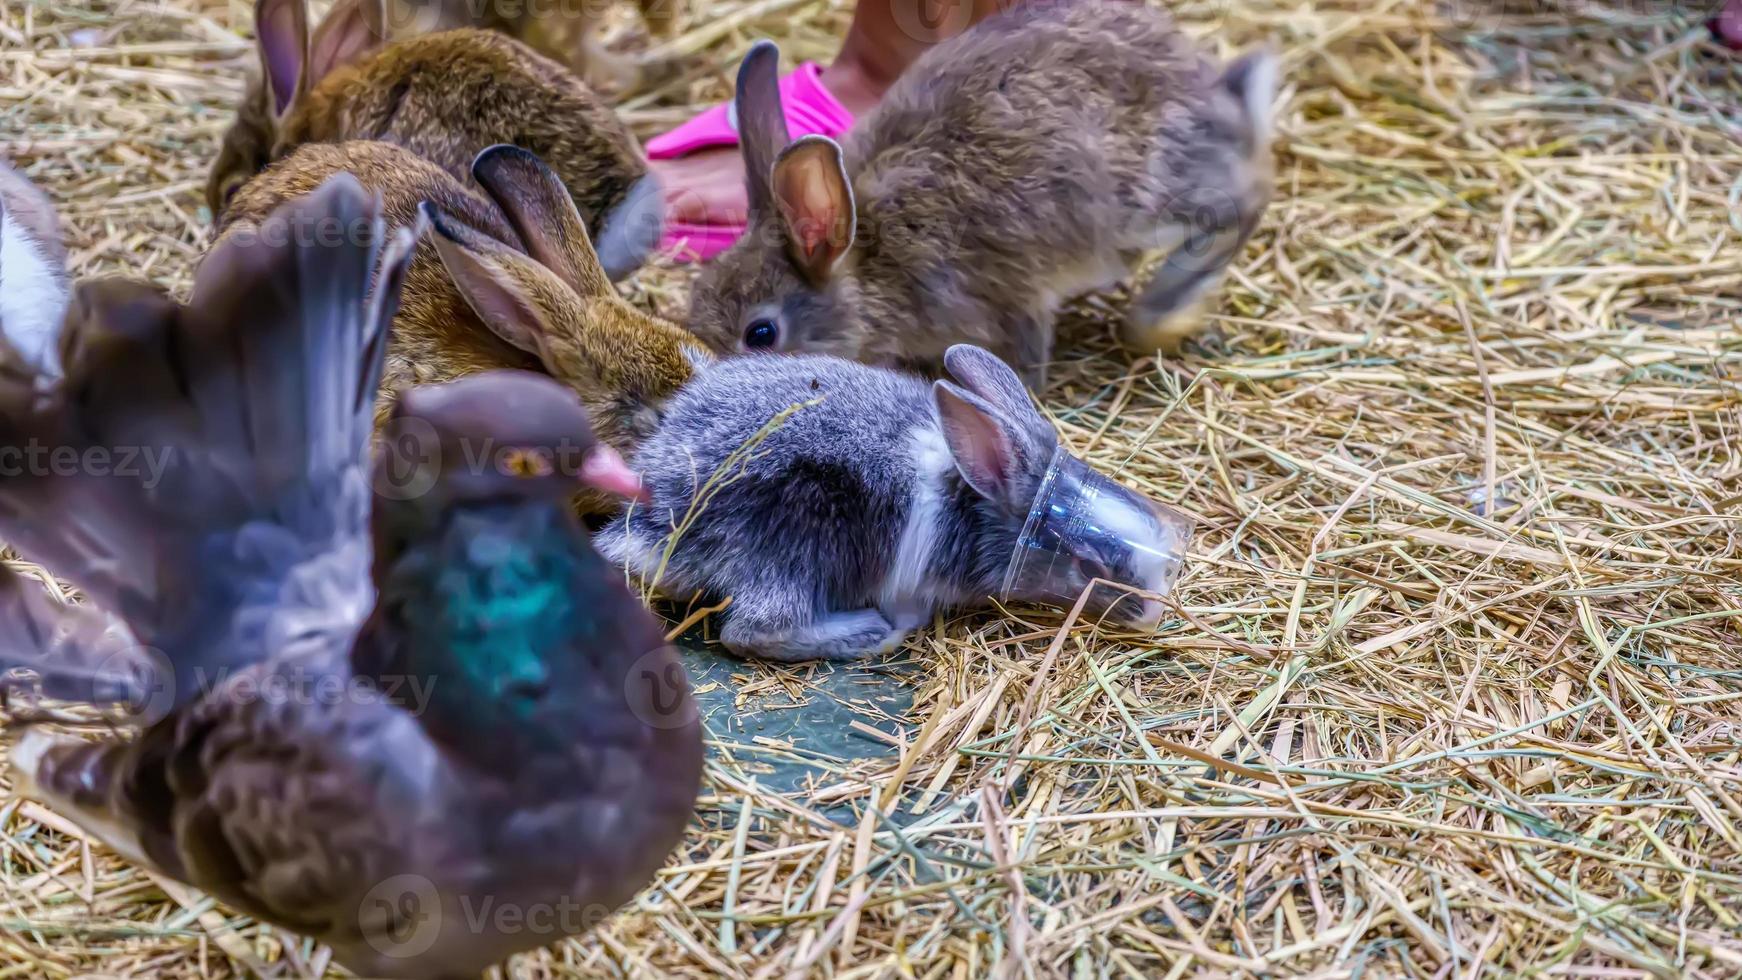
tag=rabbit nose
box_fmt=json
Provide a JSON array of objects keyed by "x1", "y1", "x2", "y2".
[{"x1": 1124, "y1": 598, "x2": 1166, "y2": 631}]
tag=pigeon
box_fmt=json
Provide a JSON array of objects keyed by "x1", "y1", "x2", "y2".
[{"x1": 0, "y1": 175, "x2": 703, "y2": 979}]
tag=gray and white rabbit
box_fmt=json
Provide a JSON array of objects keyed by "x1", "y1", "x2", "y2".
[
  {"x1": 597, "y1": 345, "x2": 1176, "y2": 662},
  {"x1": 0, "y1": 161, "x2": 69, "y2": 379},
  {"x1": 685, "y1": 0, "x2": 1279, "y2": 386}
]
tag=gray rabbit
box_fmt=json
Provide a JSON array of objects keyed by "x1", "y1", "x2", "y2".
[
  {"x1": 597, "y1": 345, "x2": 1185, "y2": 662},
  {"x1": 685, "y1": 0, "x2": 1279, "y2": 386}
]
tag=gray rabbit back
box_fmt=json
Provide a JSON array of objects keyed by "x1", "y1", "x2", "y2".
[{"x1": 606, "y1": 355, "x2": 936, "y2": 609}]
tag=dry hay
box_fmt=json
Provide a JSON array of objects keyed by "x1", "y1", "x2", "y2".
[{"x1": 2, "y1": 0, "x2": 1741, "y2": 976}]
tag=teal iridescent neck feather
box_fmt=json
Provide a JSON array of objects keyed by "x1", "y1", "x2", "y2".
[{"x1": 368, "y1": 498, "x2": 622, "y2": 769}]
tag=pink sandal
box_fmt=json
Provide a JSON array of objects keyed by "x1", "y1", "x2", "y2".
[
  {"x1": 1716, "y1": 0, "x2": 1742, "y2": 50},
  {"x1": 648, "y1": 61, "x2": 855, "y2": 262}
]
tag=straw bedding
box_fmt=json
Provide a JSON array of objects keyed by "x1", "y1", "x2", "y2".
[{"x1": 1, "y1": 0, "x2": 1739, "y2": 975}]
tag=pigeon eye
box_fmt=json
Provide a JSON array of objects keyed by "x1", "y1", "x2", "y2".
[
  {"x1": 500, "y1": 447, "x2": 554, "y2": 478},
  {"x1": 744, "y1": 318, "x2": 779, "y2": 350}
]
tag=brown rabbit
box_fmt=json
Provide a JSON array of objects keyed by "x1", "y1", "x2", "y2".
[
  {"x1": 389, "y1": 0, "x2": 682, "y2": 90},
  {"x1": 206, "y1": 0, "x2": 676, "y2": 214},
  {"x1": 217, "y1": 140, "x2": 706, "y2": 511},
  {"x1": 207, "y1": 0, "x2": 661, "y2": 281},
  {"x1": 686, "y1": 1, "x2": 1278, "y2": 386},
  {"x1": 207, "y1": 0, "x2": 381, "y2": 215}
]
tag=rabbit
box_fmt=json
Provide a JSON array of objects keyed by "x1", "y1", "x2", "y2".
[
  {"x1": 206, "y1": 0, "x2": 677, "y2": 215},
  {"x1": 596, "y1": 345, "x2": 1179, "y2": 663},
  {"x1": 685, "y1": 0, "x2": 1279, "y2": 387},
  {"x1": 206, "y1": 0, "x2": 662, "y2": 281},
  {"x1": 217, "y1": 140, "x2": 708, "y2": 513},
  {"x1": 0, "y1": 160, "x2": 69, "y2": 380},
  {"x1": 207, "y1": 0, "x2": 381, "y2": 216},
  {"x1": 389, "y1": 0, "x2": 683, "y2": 90}
]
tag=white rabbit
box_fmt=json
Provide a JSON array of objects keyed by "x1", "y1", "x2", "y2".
[{"x1": 0, "y1": 161, "x2": 69, "y2": 379}]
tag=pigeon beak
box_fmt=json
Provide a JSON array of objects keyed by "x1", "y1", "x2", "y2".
[{"x1": 579, "y1": 444, "x2": 649, "y2": 502}]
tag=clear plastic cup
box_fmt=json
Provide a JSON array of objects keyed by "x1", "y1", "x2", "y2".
[{"x1": 999, "y1": 447, "x2": 1195, "y2": 628}]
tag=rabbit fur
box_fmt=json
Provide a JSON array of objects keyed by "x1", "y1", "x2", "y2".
[
  {"x1": 687, "y1": 0, "x2": 1278, "y2": 386},
  {"x1": 0, "y1": 161, "x2": 70, "y2": 379},
  {"x1": 208, "y1": 0, "x2": 659, "y2": 280},
  {"x1": 599, "y1": 345, "x2": 1167, "y2": 662}
]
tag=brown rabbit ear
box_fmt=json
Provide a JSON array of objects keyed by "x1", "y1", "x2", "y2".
[
  {"x1": 307, "y1": 0, "x2": 387, "y2": 86},
  {"x1": 469, "y1": 145, "x2": 613, "y2": 300},
  {"x1": 254, "y1": 0, "x2": 310, "y2": 118},
  {"x1": 423, "y1": 203, "x2": 561, "y2": 363},
  {"x1": 736, "y1": 40, "x2": 789, "y2": 217},
  {"x1": 771, "y1": 136, "x2": 854, "y2": 286}
]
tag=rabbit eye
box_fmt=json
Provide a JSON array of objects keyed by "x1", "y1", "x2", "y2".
[{"x1": 744, "y1": 318, "x2": 779, "y2": 350}]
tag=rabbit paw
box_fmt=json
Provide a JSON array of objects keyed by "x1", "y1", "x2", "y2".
[
  {"x1": 579, "y1": 42, "x2": 678, "y2": 96},
  {"x1": 1121, "y1": 294, "x2": 1209, "y2": 358},
  {"x1": 721, "y1": 608, "x2": 906, "y2": 663}
]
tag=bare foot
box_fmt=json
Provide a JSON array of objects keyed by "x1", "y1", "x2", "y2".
[
  {"x1": 651, "y1": 60, "x2": 888, "y2": 228},
  {"x1": 653, "y1": 147, "x2": 750, "y2": 227}
]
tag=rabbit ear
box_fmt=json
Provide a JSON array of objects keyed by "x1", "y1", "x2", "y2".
[
  {"x1": 307, "y1": 0, "x2": 387, "y2": 86},
  {"x1": 469, "y1": 145, "x2": 613, "y2": 299},
  {"x1": 934, "y1": 380, "x2": 1024, "y2": 504},
  {"x1": 943, "y1": 345, "x2": 1035, "y2": 419},
  {"x1": 255, "y1": 0, "x2": 310, "y2": 118},
  {"x1": 423, "y1": 203, "x2": 563, "y2": 363},
  {"x1": 1219, "y1": 47, "x2": 1279, "y2": 148},
  {"x1": 771, "y1": 136, "x2": 855, "y2": 286},
  {"x1": 736, "y1": 40, "x2": 789, "y2": 217}
]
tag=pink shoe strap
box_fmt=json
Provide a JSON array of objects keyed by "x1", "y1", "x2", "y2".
[
  {"x1": 646, "y1": 62, "x2": 855, "y2": 160},
  {"x1": 1715, "y1": 0, "x2": 1742, "y2": 50}
]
